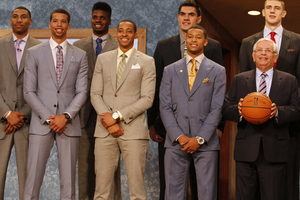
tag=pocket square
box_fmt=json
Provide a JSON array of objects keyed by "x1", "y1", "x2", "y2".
[
  {"x1": 70, "y1": 56, "x2": 76, "y2": 63},
  {"x1": 131, "y1": 64, "x2": 141, "y2": 69},
  {"x1": 287, "y1": 49, "x2": 296, "y2": 52},
  {"x1": 202, "y1": 78, "x2": 210, "y2": 84}
]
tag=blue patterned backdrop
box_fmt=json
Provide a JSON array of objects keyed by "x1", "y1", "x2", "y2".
[{"x1": 0, "y1": 0, "x2": 183, "y2": 199}]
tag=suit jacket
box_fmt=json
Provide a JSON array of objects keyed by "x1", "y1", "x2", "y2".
[
  {"x1": 0, "y1": 34, "x2": 41, "y2": 139},
  {"x1": 222, "y1": 69, "x2": 300, "y2": 162},
  {"x1": 147, "y1": 34, "x2": 223, "y2": 136},
  {"x1": 73, "y1": 34, "x2": 118, "y2": 128},
  {"x1": 23, "y1": 41, "x2": 88, "y2": 136},
  {"x1": 91, "y1": 48, "x2": 156, "y2": 140},
  {"x1": 160, "y1": 56, "x2": 226, "y2": 151},
  {"x1": 239, "y1": 29, "x2": 300, "y2": 83}
]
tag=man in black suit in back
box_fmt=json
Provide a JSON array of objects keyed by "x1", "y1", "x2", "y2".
[{"x1": 147, "y1": 1, "x2": 223, "y2": 199}]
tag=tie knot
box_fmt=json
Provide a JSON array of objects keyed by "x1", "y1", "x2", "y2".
[
  {"x1": 15, "y1": 39, "x2": 23, "y2": 48},
  {"x1": 57, "y1": 45, "x2": 62, "y2": 51},
  {"x1": 96, "y1": 38, "x2": 102, "y2": 44},
  {"x1": 121, "y1": 54, "x2": 127, "y2": 59},
  {"x1": 191, "y1": 59, "x2": 197, "y2": 65},
  {"x1": 270, "y1": 32, "x2": 276, "y2": 38},
  {"x1": 261, "y1": 72, "x2": 267, "y2": 78}
]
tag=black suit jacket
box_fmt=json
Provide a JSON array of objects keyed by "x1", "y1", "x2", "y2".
[
  {"x1": 239, "y1": 29, "x2": 300, "y2": 84},
  {"x1": 222, "y1": 69, "x2": 300, "y2": 162},
  {"x1": 147, "y1": 34, "x2": 223, "y2": 136}
]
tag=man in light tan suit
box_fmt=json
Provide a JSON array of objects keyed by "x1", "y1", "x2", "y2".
[
  {"x1": 73, "y1": 2, "x2": 120, "y2": 200},
  {"x1": 91, "y1": 20, "x2": 156, "y2": 200},
  {"x1": 0, "y1": 6, "x2": 41, "y2": 200}
]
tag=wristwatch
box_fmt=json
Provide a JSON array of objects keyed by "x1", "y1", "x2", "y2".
[
  {"x1": 195, "y1": 136, "x2": 205, "y2": 145},
  {"x1": 64, "y1": 113, "x2": 71, "y2": 121},
  {"x1": 112, "y1": 112, "x2": 120, "y2": 121}
]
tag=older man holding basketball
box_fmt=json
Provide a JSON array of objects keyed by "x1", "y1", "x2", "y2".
[{"x1": 222, "y1": 38, "x2": 300, "y2": 200}]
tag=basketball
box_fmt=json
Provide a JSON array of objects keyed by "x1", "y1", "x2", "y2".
[{"x1": 241, "y1": 92, "x2": 272, "y2": 124}]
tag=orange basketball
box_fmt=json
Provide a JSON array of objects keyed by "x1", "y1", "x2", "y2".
[{"x1": 241, "y1": 92, "x2": 272, "y2": 124}]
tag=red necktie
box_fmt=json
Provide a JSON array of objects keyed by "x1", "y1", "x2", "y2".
[{"x1": 270, "y1": 32, "x2": 277, "y2": 68}]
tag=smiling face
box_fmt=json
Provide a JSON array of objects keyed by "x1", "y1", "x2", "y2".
[
  {"x1": 117, "y1": 21, "x2": 137, "y2": 53},
  {"x1": 10, "y1": 9, "x2": 32, "y2": 38},
  {"x1": 262, "y1": 0, "x2": 286, "y2": 29},
  {"x1": 178, "y1": 6, "x2": 202, "y2": 36},
  {"x1": 91, "y1": 10, "x2": 111, "y2": 37},
  {"x1": 252, "y1": 40, "x2": 278, "y2": 72},
  {"x1": 49, "y1": 13, "x2": 70, "y2": 44},
  {"x1": 185, "y1": 28, "x2": 208, "y2": 58}
]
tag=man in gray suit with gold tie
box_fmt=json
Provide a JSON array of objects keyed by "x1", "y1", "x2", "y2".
[
  {"x1": 23, "y1": 9, "x2": 88, "y2": 200},
  {"x1": 91, "y1": 20, "x2": 155, "y2": 200},
  {"x1": 73, "y1": 2, "x2": 119, "y2": 200},
  {"x1": 0, "y1": 6, "x2": 41, "y2": 200}
]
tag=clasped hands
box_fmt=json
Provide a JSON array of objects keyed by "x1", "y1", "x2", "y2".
[
  {"x1": 178, "y1": 135, "x2": 200, "y2": 154},
  {"x1": 100, "y1": 112, "x2": 124, "y2": 137},
  {"x1": 4, "y1": 111, "x2": 25, "y2": 134},
  {"x1": 238, "y1": 98, "x2": 278, "y2": 118},
  {"x1": 47, "y1": 115, "x2": 68, "y2": 134}
]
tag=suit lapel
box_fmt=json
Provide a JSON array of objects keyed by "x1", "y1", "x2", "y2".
[
  {"x1": 246, "y1": 69, "x2": 257, "y2": 93},
  {"x1": 5, "y1": 35, "x2": 18, "y2": 75},
  {"x1": 43, "y1": 41, "x2": 58, "y2": 88},
  {"x1": 174, "y1": 58, "x2": 189, "y2": 96},
  {"x1": 269, "y1": 69, "x2": 281, "y2": 100},
  {"x1": 110, "y1": 50, "x2": 118, "y2": 90},
  {"x1": 85, "y1": 36, "x2": 96, "y2": 68},
  {"x1": 60, "y1": 43, "x2": 73, "y2": 88},
  {"x1": 116, "y1": 49, "x2": 138, "y2": 91},
  {"x1": 18, "y1": 36, "x2": 35, "y2": 77},
  {"x1": 190, "y1": 57, "x2": 212, "y2": 96},
  {"x1": 276, "y1": 29, "x2": 290, "y2": 70}
]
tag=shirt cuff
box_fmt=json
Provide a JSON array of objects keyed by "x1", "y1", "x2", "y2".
[{"x1": 117, "y1": 111, "x2": 123, "y2": 121}]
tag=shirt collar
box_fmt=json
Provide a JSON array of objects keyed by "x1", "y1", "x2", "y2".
[
  {"x1": 186, "y1": 53, "x2": 205, "y2": 68},
  {"x1": 12, "y1": 33, "x2": 29, "y2": 42},
  {"x1": 264, "y1": 25, "x2": 283, "y2": 38},
  {"x1": 180, "y1": 33, "x2": 185, "y2": 45},
  {"x1": 256, "y1": 67, "x2": 274, "y2": 78},
  {"x1": 49, "y1": 37, "x2": 68, "y2": 51},
  {"x1": 92, "y1": 33, "x2": 109, "y2": 42},
  {"x1": 117, "y1": 46, "x2": 135, "y2": 59}
]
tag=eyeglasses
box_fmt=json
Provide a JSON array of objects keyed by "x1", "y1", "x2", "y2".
[{"x1": 254, "y1": 49, "x2": 277, "y2": 54}]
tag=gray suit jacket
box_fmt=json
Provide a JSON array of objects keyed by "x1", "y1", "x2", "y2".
[
  {"x1": 91, "y1": 48, "x2": 156, "y2": 140},
  {"x1": 160, "y1": 57, "x2": 226, "y2": 151},
  {"x1": 23, "y1": 41, "x2": 88, "y2": 136},
  {"x1": 0, "y1": 34, "x2": 41, "y2": 139},
  {"x1": 73, "y1": 34, "x2": 118, "y2": 128}
]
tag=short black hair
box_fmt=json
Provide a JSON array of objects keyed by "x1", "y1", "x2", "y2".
[
  {"x1": 13, "y1": 6, "x2": 31, "y2": 19},
  {"x1": 178, "y1": 0, "x2": 202, "y2": 17},
  {"x1": 118, "y1": 19, "x2": 137, "y2": 33},
  {"x1": 187, "y1": 25, "x2": 207, "y2": 39},
  {"x1": 50, "y1": 9, "x2": 70, "y2": 23},
  {"x1": 92, "y1": 2, "x2": 112, "y2": 19}
]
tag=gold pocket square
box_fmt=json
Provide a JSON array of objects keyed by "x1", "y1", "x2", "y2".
[{"x1": 202, "y1": 78, "x2": 210, "y2": 84}]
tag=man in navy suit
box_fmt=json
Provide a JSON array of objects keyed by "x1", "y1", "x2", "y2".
[
  {"x1": 147, "y1": 1, "x2": 223, "y2": 199},
  {"x1": 224, "y1": 38, "x2": 300, "y2": 200},
  {"x1": 160, "y1": 25, "x2": 226, "y2": 200}
]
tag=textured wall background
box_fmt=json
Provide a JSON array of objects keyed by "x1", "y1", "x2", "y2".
[{"x1": 0, "y1": 0, "x2": 183, "y2": 199}]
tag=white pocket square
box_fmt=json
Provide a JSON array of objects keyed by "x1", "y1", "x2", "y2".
[
  {"x1": 131, "y1": 64, "x2": 141, "y2": 69},
  {"x1": 70, "y1": 56, "x2": 76, "y2": 63}
]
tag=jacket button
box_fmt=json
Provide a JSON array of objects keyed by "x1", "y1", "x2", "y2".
[
  {"x1": 189, "y1": 99, "x2": 192, "y2": 101},
  {"x1": 54, "y1": 105, "x2": 57, "y2": 107},
  {"x1": 115, "y1": 94, "x2": 117, "y2": 97},
  {"x1": 185, "y1": 116, "x2": 188, "y2": 119},
  {"x1": 57, "y1": 91, "x2": 60, "y2": 93}
]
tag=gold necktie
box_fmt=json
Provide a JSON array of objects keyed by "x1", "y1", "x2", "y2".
[
  {"x1": 189, "y1": 59, "x2": 197, "y2": 91},
  {"x1": 116, "y1": 54, "x2": 127, "y2": 88}
]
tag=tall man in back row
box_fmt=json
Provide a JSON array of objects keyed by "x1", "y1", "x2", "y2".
[
  {"x1": 0, "y1": 6, "x2": 41, "y2": 200},
  {"x1": 73, "y1": 2, "x2": 120, "y2": 200},
  {"x1": 238, "y1": 1, "x2": 300, "y2": 199},
  {"x1": 147, "y1": 1, "x2": 223, "y2": 199}
]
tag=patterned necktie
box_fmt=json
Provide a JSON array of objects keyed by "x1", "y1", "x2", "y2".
[
  {"x1": 15, "y1": 39, "x2": 23, "y2": 71},
  {"x1": 270, "y1": 32, "x2": 277, "y2": 68},
  {"x1": 56, "y1": 45, "x2": 63, "y2": 85},
  {"x1": 116, "y1": 54, "x2": 127, "y2": 88},
  {"x1": 259, "y1": 73, "x2": 267, "y2": 94},
  {"x1": 189, "y1": 59, "x2": 197, "y2": 91},
  {"x1": 96, "y1": 38, "x2": 103, "y2": 57},
  {"x1": 184, "y1": 45, "x2": 187, "y2": 57}
]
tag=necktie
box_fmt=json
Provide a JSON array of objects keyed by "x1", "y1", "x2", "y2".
[
  {"x1": 117, "y1": 54, "x2": 127, "y2": 88},
  {"x1": 270, "y1": 32, "x2": 277, "y2": 68},
  {"x1": 259, "y1": 73, "x2": 267, "y2": 94},
  {"x1": 15, "y1": 39, "x2": 23, "y2": 71},
  {"x1": 184, "y1": 45, "x2": 187, "y2": 57},
  {"x1": 189, "y1": 59, "x2": 197, "y2": 91},
  {"x1": 96, "y1": 38, "x2": 103, "y2": 57},
  {"x1": 56, "y1": 45, "x2": 63, "y2": 85}
]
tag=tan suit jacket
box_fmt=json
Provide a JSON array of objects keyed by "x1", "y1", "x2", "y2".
[
  {"x1": 91, "y1": 48, "x2": 156, "y2": 139},
  {"x1": 0, "y1": 34, "x2": 41, "y2": 200}
]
